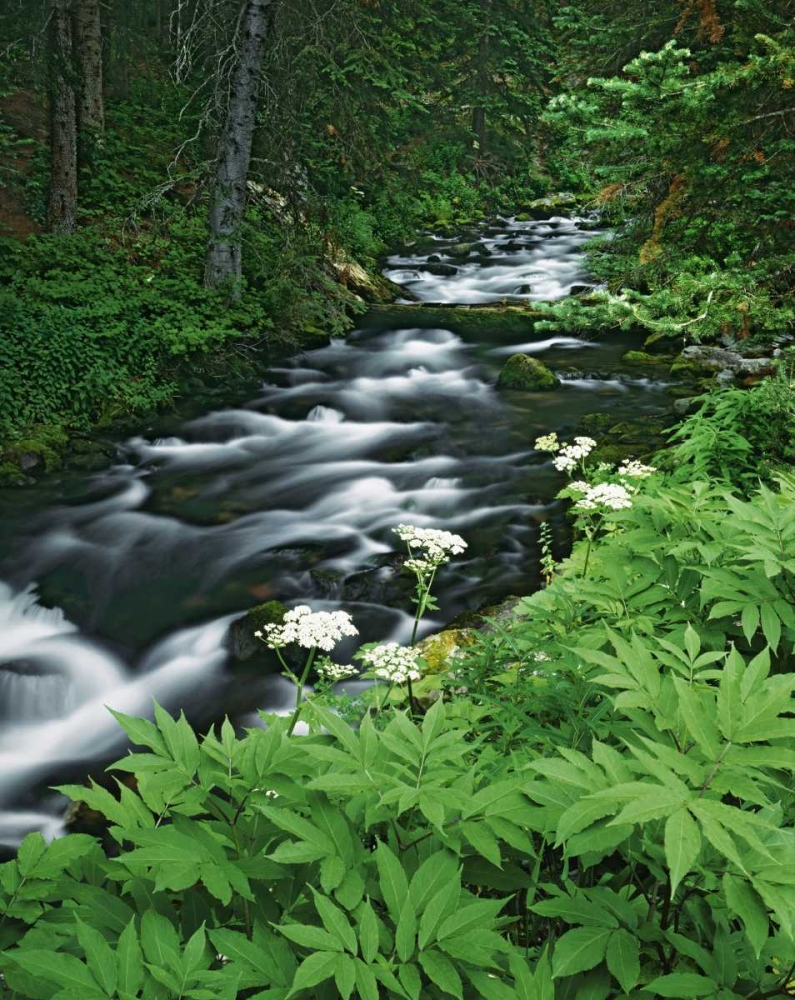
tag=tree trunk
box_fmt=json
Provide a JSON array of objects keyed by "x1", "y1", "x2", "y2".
[
  {"x1": 204, "y1": 0, "x2": 272, "y2": 296},
  {"x1": 472, "y1": 16, "x2": 490, "y2": 155},
  {"x1": 74, "y1": 0, "x2": 104, "y2": 134},
  {"x1": 48, "y1": 0, "x2": 78, "y2": 233}
]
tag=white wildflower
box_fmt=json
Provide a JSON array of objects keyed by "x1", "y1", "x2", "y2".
[
  {"x1": 552, "y1": 439, "x2": 596, "y2": 473},
  {"x1": 361, "y1": 643, "x2": 421, "y2": 684},
  {"x1": 574, "y1": 482, "x2": 634, "y2": 512},
  {"x1": 253, "y1": 629, "x2": 263, "y2": 638},
  {"x1": 316, "y1": 658, "x2": 359, "y2": 683},
  {"x1": 405, "y1": 557, "x2": 436, "y2": 575},
  {"x1": 261, "y1": 605, "x2": 358, "y2": 652},
  {"x1": 568, "y1": 480, "x2": 590, "y2": 493},
  {"x1": 534, "y1": 432, "x2": 560, "y2": 453},
  {"x1": 394, "y1": 524, "x2": 467, "y2": 566},
  {"x1": 618, "y1": 460, "x2": 657, "y2": 479},
  {"x1": 552, "y1": 453, "x2": 578, "y2": 474},
  {"x1": 532, "y1": 651, "x2": 551, "y2": 662}
]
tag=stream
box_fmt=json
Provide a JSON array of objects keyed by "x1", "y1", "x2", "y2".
[{"x1": 0, "y1": 214, "x2": 676, "y2": 851}]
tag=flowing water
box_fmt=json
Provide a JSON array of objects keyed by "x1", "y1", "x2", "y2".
[{"x1": 0, "y1": 214, "x2": 675, "y2": 849}]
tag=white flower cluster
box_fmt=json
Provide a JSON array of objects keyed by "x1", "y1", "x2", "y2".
[
  {"x1": 574, "y1": 482, "x2": 634, "y2": 512},
  {"x1": 552, "y1": 437, "x2": 597, "y2": 474},
  {"x1": 316, "y1": 658, "x2": 359, "y2": 683},
  {"x1": 618, "y1": 460, "x2": 657, "y2": 479},
  {"x1": 393, "y1": 524, "x2": 467, "y2": 569},
  {"x1": 534, "y1": 432, "x2": 560, "y2": 453},
  {"x1": 256, "y1": 605, "x2": 358, "y2": 651},
  {"x1": 532, "y1": 651, "x2": 551, "y2": 663},
  {"x1": 361, "y1": 643, "x2": 421, "y2": 684}
]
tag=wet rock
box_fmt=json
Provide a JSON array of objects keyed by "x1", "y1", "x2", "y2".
[
  {"x1": 520, "y1": 192, "x2": 580, "y2": 218},
  {"x1": 229, "y1": 600, "x2": 289, "y2": 661},
  {"x1": 679, "y1": 345, "x2": 774, "y2": 378},
  {"x1": 673, "y1": 397, "x2": 695, "y2": 415},
  {"x1": 415, "y1": 628, "x2": 477, "y2": 674},
  {"x1": 497, "y1": 353, "x2": 559, "y2": 391},
  {"x1": 570, "y1": 284, "x2": 594, "y2": 296},
  {"x1": 422, "y1": 263, "x2": 458, "y2": 277},
  {"x1": 449, "y1": 242, "x2": 473, "y2": 257},
  {"x1": 427, "y1": 253, "x2": 442, "y2": 263}
]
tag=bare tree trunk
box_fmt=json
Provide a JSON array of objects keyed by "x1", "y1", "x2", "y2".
[
  {"x1": 74, "y1": 0, "x2": 104, "y2": 134},
  {"x1": 48, "y1": 0, "x2": 78, "y2": 233},
  {"x1": 204, "y1": 0, "x2": 272, "y2": 296},
  {"x1": 471, "y1": 17, "x2": 490, "y2": 155}
]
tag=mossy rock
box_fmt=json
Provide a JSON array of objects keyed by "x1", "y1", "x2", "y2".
[
  {"x1": 621, "y1": 350, "x2": 675, "y2": 366},
  {"x1": 366, "y1": 303, "x2": 541, "y2": 340},
  {"x1": 497, "y1": 353, "x2": 559, "y2": 391},
  {"x1": 415, "y1": 628, "x2": 477, "y2": 675},
  {"x1": 229, "y1": 600, "x2": 290, "y2": 661},
  {"x1": 669, "y1": 358, "x2": 716, "y2": 379},
  {"x1": 2, "y1": 423, "x2": 69, "y2": 475},
  {"x1": 577, "y1": 412, "x2": 615, "y2": 435}
]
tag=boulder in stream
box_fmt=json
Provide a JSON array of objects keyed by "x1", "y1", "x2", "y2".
[
  {"x1": 229, "y1": 600, "x2": 289, "y2": 661},
  {"x1": 497, "y1": 353, "x2": 559, "y2": 391}
]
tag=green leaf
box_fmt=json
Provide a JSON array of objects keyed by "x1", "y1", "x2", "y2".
[
  {"x1": 396, "y1": 895, "x2": 418, "y2": 962},
  {"x1": 358, "y1": 899, "x2": 379, "y2": 964},
  {"x1": 288, "y1": 951, "x2": 338, "y2": 995},
  {"x1": 16, "y1": 832, "x2": 47, "y2": 876},
  {"x1": 375, "y1": 840, "x2": 409, "y2": 922},
  {"x1": 665, "y1": 809, "x2": 701, "y2": 896},
  {"x1": 609, "y1": 787, "x2": 687, "y2": 827},
  {"x1": 311, "y1": 889, "x2": 357, "y2": 954},
  {"x1": 418, "y1": 878, "x2": 460, "y2": 949},
  {"x1": 277, "y1": 923, "x2": 343, "y2": 953},
  {"x1": 117, "y1": 918, "x2": 144, "y2": 998},
  {"x1": 462, "y1": 821, "x2": 502, "y2": 867},
  {"x1": 723, "y1": 876, "x2": 769, "y2": 958},
  {"x1": 399, "y1": 963, "x2": 422, "y2": 1000},
  {"x1": 761, "y1": 604, "x2": 781, "y2": 651},
  {"x1": 108, "y1": 710, "x2": 168, "y2": 755},
  {"x1": 552, "y1": 926, "x2": 611, "y2": 979},
  {"x1": 437, "y1": 898, "x2": 506, "y2": 941},
  {"x1": 468, "y1": 970, "x2": 517, "y2": 1000},
  {"x1": 409, "y1": 850, "x2": 459, "y2": 914},
  {"x1": 645, "y1": 973, "x2": 718, "y2": 996},
  {"x1": 354, "y1": 958, "x2": 379, "y2": 1000},
  {"x1": 419, "y1": 949, "x2": 463, "y2": 999},
  {"x1": 605, "y1": 929, "x2": 639, "y2": 994},
  {"x1": 75, "y1": 917, "x2": 117, "y2": 996},
  {"x1": 10, "y1": 951, "x2": 101, "y2": 993},
  {"x1": 140, "y1": 910, "x2": 180, "y2": 969},
  {"x1": 740, "y1": 603, "x2": 760, "y2": 644},
  {"x1": 673, "y1": 678, "x2": 721, "y2": 758},
  {"x1": 334, "y1": 954, "x2": 356, "y2": 1000}
]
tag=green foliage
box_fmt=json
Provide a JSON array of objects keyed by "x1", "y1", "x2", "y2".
[
  {"x1": 542, "y1": 5, "x2": 795, "y2": 344},
  {"x1": 668, "y1": 362, "x2": 795, "y2": 489},
  {"x1": 5, "y1": 405, "x2": 795, "y2": 996},
  {"x1": 0, "y1": 700, "x2": 545, "y2": 999}
]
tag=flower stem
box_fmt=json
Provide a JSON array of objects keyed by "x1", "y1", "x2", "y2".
[
  {"x1": 582, "y1": 532, "x2": 593, "y2": 577},
  {"x1": 287, "y1": 647, "x2": 316, "y2": 736},
  {"x1": 374, "y1": 681, "x2": 394, "y2": 721}
]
